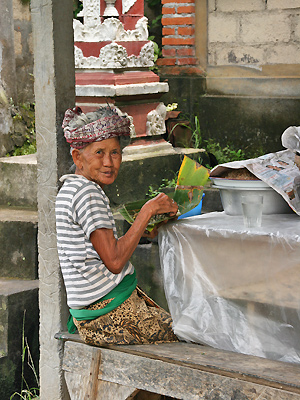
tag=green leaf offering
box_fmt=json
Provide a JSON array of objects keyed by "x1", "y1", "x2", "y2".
[
  {"x1": 118, "y1": 199, "x2": 174, "y2": 233},
  {"x1": 117, "y1": 156, "x2": 210, "y2": 231}
]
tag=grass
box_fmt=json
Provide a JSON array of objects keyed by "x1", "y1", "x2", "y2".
[{"x1": 10, "y1": 312, "x2": 39, "y2": 400}]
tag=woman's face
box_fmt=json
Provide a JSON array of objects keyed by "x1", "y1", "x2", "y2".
[{"x1": 73, "y1": 138, "x2": 122, "y2": 188}]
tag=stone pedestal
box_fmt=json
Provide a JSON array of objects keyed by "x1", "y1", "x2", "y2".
[{"x1": 74, "y1": 0, "x2": 175, "y2": 156}]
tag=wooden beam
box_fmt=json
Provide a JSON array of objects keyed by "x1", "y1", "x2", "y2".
[{"x1": 62, "y1": 341, "x2": 300, "y2": 400}]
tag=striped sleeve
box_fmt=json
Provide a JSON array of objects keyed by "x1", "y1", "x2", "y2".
[{"x1": 72, "y1": 182, "x2": 113, "y2": 239}]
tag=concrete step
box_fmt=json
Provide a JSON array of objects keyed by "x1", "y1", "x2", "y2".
[
  {"x1": 0, "y1": 154, "x2": 37, "y2": 209},
  {"x1": 0, "y1": 279, "x2": 39, "y2": 398},
  {"x1": 0, "y1": 207, "x2": 38, "y2": 279}
]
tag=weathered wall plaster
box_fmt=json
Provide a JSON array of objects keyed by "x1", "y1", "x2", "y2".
[{"x1": 207, "y1": 0, "x2": 300, "y2": 67}]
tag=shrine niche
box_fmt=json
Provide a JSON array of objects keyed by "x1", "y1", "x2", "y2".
[{"x1": 74, "y1": 0, "x2": 173, "y2": 153}]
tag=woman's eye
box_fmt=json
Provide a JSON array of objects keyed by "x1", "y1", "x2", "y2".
[{"x1": 97, "y1": 150, "x2": 103, "y2": 155}]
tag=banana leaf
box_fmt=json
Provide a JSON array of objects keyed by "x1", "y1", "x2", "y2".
[
  {"x1": 117, "y1": 157, "x2": 210, "y2": 230},
  {"x1": 118, "y1": 199, "x2": 175, "y2": 232},
  {"x1": 173, "y1": 156, "x2": 209, "y2": 215},
  {"x1": 173, "y1": 185, "x2": 203, "y2": 214},
  {"x1": 177, "y1": 155, "x2": 210, "y2": 186}
]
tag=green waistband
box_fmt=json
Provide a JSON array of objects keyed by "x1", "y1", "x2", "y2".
[{"x1": 67, "y1": 271, "x2": 137, "y2": 334}]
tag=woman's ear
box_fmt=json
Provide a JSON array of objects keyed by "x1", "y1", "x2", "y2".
[{"x1": 72, "y1": 149, "x2": 82, "y2": 170}]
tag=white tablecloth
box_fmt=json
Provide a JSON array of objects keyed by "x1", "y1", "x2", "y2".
[{"x1": 158, "y1": 212, "x2": 300, "y2": 363}]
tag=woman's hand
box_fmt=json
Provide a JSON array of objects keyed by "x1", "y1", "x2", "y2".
[
  {"x1": 142, "y1": 219, "x2": 167, "y2": 238},
  {"x1": 90, "y1": 194, "x2": 178, "y2": 274},
  {"x1": 142, "y1": 193, "x2": 178, "y2": 218}
]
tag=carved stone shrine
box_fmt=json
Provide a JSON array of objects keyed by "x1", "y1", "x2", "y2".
[{"x1": 74, "y1": 0, "x2": 173, "y2": 155}]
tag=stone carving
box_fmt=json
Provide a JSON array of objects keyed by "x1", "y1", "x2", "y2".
[
  {"x1": 122, "y1": 0, "x2": 138, "y2": 14},
  {"x1": 104, "y1": 0, "x2": 119, "y2": 17},
  {"x1": 146, "y1": 103, "x2": 167, "y2": 136},
  {"x1": 128, "y1": 115, "x2": 136, "y2": 138},
  {"x1": 117, "y1": 17, "x2": 149, "y2": 41},
  {"x1": 77, "y1": 0, "x2": 101, "y2": 27},
  {"x1": 73, "y1": 17, "x2": 149, "y2": 42},
  {"x1": 100, "y1": 43, "x2": 128, "y2": 68},
  {"x1": 74, "y1": 41, "x2": 154, "y2": 69}
]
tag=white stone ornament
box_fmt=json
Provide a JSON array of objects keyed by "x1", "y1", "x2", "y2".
[
  {"x1": 100, "y1": 43, "x2": 128, "y2": 68},
  {"x1": 74, "y1": 41, "x2": 154, "y2": 69},
  {"x1": 73, "y1": 17, "x2": 149, "y2": 42},
  {"x1": 104, "y1": 0, "x2": 119, "y2": 17},
  {"x1": 77, "y1": 0, "x2": 101, "y2": 26},
  {"x1": 146, "y1": 103, "x2": 167, "y2": 136}
]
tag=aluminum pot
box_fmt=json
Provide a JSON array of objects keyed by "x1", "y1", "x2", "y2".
[{"x1": 210, "y1": 178, "x2": 292, "y2": 215}]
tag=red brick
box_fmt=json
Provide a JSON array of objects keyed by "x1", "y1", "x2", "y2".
[
  {"x1": 176, "y1": 47, "x2": 195, "y2": 56},
  {"x1": 162, "y1": 37, "x2": 195, "y2": 45},
  {"x1": 177, "y1": 5, "x2": 195, "y2": 13},
  {"x1": 156, "y1": 58, "x2": 177, "y2": 66},
  {"x1": 178, "y1": 26, "x2": 195, "y2": 35},
  {"x1": 162, "y1": 7, "x2": 175, "y2": 14},
  {"x1": 162, "y1": 16, "x2": 195, "y2": 26},
  {"x1": 177, "y1": 57, "x2": 197, "y2": 65},
  {"x1": 162, "y1": 48, "x2": 176, "y2": 56},
  {"x1": 158, "y1": 65, "x2": 205, "y2": 76},
  {"x1": 162, "y1": 27, "x2": 176, "y2": 35},
  {"x1": 162, "y1": 0, "x2": 194, "y2": 3}
]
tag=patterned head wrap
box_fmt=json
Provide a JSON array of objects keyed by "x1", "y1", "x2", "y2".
[{"x1": 62, "y1": 106, "x2": 131, "y2": 149}]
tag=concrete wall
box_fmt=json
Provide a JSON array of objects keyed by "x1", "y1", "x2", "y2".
[
  {"x1": 0, "y1": 0, "x2": 33, "y2": 104},
  {"x1": 159, "y1": 0, "x2": 300, "y2": 159},
  {"x1": 208, "y1": 0, "x2": 300, "y2": 66},
  {"x1": 0, "y1": 0, "x2": 34, "y2": 156},
  {"x1": 13, "y1": 0, "x2": 34, "y2": 103}
]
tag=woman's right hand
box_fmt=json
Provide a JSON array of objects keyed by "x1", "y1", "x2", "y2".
[{"x1": 142, "y1": 193, "x2": 178, "y2": 218}]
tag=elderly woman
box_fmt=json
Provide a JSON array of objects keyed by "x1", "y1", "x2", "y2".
[{"x1": 55, "y1": 105, "x2": 178, "y2": 346}]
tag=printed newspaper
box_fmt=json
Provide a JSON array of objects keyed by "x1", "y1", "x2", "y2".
[{"x1": 210, "y1": 149, "x2": 300, "y2": 215}]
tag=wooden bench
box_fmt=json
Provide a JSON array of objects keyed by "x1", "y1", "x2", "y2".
[{"x1": 55, "y1": 332, "x2": 300, "y2": 400}]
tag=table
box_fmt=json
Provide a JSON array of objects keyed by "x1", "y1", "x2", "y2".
[{"x1": 158, "y1": 212, "x2": 300, "y2": 363}]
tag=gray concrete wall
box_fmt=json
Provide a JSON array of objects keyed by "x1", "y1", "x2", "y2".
[
  {"x1": 31, "y1": 0, "x2": 75, "y2": 398},
  {"x1": 13, "y1": 0, "x2": 34, "y2": 103},
  {"x1": 208, "y1": 0, "x2": 300, "y2": 66}
]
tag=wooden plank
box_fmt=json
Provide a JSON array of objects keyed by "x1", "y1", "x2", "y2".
[
  {"x1": 64, "y1": 371, "x2": 137, "y2": 400},
  {"x1": 63, "y1": 342, "x2": 137, "y2": 400},
  {"x1": 62, "y1": 341, "x2": 300, "y2": 400},
  {"x1": 107, "y1": 342, "x2": 300, "y2": 393},
  {"x1": 63, "y1": 345, "x2": 101, "y2": 400},
  {"x1": 58, "y1": 333, "x2": 300, "y2": 393}
]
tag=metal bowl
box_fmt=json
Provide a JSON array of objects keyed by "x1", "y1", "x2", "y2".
[{"x1": 210, "y1": 178, "x2": 292, "y2": 215}]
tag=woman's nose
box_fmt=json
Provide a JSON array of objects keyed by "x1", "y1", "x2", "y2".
[{"x1": 102, "y1": 153, "x2": 113, "y2": 166}]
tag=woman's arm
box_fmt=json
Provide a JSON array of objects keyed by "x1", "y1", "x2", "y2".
[{"x1": 90, "y1": 193, "x2": 178, "y2": 274}]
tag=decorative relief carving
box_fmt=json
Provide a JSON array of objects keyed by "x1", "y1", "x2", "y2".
[
  {"x1": 73, "y1": 17, "x2": 149, "y2": 42},
  {"x1": 116, "y1": 17, "x2": 148, "y2": 41},
  {"x1": 77, "y1": 0, "x2": 101, "y2": 26},
  {"x1": 146, "y1": 103, "x2": 167, "y2": 137},
  {"x1": 74, "y1": 41, "x2": 154, "y2": 69},
  {"x1": 100, "y1": 43, "x2": 128, "y2": 68}
]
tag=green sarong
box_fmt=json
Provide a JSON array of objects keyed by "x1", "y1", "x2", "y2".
[{"x1": 67, "y1": 271, "x2": 137, "y2": 334}]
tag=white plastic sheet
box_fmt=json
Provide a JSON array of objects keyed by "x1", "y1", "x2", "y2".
[{"x1": 158, "y1": 212, "x2": 300, "y2": 364}]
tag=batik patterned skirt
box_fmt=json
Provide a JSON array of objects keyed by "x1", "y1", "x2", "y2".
[{"x1": 73, "y1": 287, "x2": 178, "y2": 346}]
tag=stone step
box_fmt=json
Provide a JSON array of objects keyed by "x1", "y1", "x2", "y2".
[
  {"x1": 0, "y1": 279, "x2": 39, "y2": 398},
  {"x1": 0, "y1": 154, "x2": 37, "y2": 209},
  {"x1": 0, "y1": 208, "x2": 38, "y2": 280}
]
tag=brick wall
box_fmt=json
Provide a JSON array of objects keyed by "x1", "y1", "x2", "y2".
[
  {"x1": 157, "y1": 0, "x2": 198, "y2": 67},
  {"x1": 208, "y1": 0, "x2": 300, "y2": 66}
]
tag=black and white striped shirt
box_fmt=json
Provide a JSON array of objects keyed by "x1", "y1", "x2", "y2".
[{"x1": 55, "y1": 174, "x2": 134, "y2": 308}]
